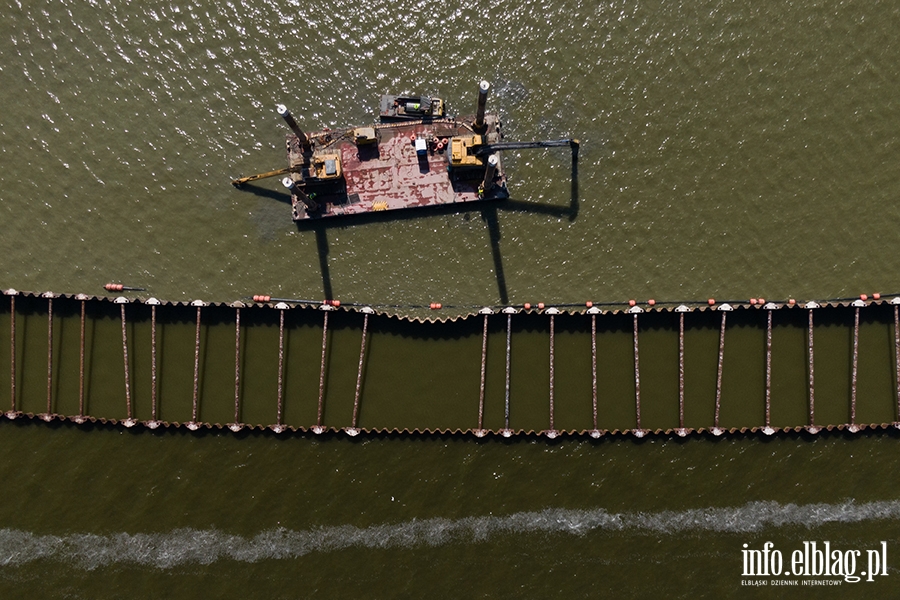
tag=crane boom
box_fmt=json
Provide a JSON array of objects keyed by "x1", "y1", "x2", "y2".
[{"x1": 473, "y1": 138, "x2": 580, "y2": 156}]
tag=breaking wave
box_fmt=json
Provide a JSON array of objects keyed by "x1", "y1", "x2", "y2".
[{"x1": 2, "y1": 500, "x2": 899, "y2": 569}]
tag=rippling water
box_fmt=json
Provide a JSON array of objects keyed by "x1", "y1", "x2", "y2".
[
  {"x1": 2, "y1": 0, "x2": 900, "y2": 596},
  {"x1": 3, "y1": 0, "x2": 899, "y2": 309}
]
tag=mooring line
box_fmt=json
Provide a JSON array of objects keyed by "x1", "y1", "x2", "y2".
[
  {"x1": 633, "y1": 312, "x2": 641, "y2": 431},
  {"x1": 316, "y1": 310, "x2": 329, "y2": 428},
  {"x1": 765, "y1": 308, "x2": 773, "y2": 428},
  {"x1": 714, "y1": 310, "x2": 727, "y2": 430},
  {"x1": 233, "y1": 306, "x2": 241, "y2": 426},
  {"x1": 591, "y1": 312, "x2": 598, "y2": 431},
  {"x1": 276, "y1": 306, "x2": 285, "y2": 426},
  {"x1": 851, "y1": 304, "x2": 860, "y2": 426},
  {"x1": 505, "y1": 312, "x2": 511, "y2": 431},
  {"x1": 119, "y1": 302, "x2": 132, "y2": 420},
  {"x1": 678, "y1": 310, "x2": 685, "y2": 430},
  {"x1": 46, "y1": 295, "x2": 53, "y2": 416},
  {"x1": 352, "y1": 312, "x2": 369, "y2": 429}
]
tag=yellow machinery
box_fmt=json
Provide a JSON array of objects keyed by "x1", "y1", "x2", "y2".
[
  {"x1": 353, "y1": 127, "x2": 377, "y2": 145},
  {"x1": 449, "y1": 135, "x2": 485, "y2": 168},
  {"x1": 310, "y1": 154, "x2": 342, "y2": 180}
]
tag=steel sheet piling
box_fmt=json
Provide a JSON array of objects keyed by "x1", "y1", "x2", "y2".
[{"x1": 9, "y1": 291, "x2": 900, "y2": 438}]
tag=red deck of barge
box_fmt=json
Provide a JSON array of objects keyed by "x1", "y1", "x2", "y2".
[{"x1": 286, "y1": 115, "x2": 507, "y2": 220}]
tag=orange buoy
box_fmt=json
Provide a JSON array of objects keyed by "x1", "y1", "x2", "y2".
[
  {"x1": 874, "y1": 292, "x2": 881, "y2": 300},
  {"x1": 586, "y1": 301, "x2": 593, "y2": 308},
  {"x1": 860, "y1": 294, "x2": 868, "y2": 301},
  {"x1": 647, "y1": 299, "x2": 656, "y2": 307},
  {"x1": 429, "y1": 302, "x2": 442, "y2": 310},
  {"x1": 708, "y1": 298, "x2": 716, "y2": 305},
  {"x1": 538, "y1": 302, "x2": 545, "y2": 310},
  {"x1": 759, "y1": 298, "x2": 765, "y2": 304},
  {"x1": 524, "y1": 303, "x2": 531, "y2": 310},
  {"x1": 628, "y1": 299, "x2": 636, "y2": 307},
  {"x1": 789, "y1": 298, "x2": 796, "y2": 305},
  {"x1": 253, "y1": 295, "x2": 271, "y2": 303},
  {"x1": 105, "y1": 283, "x2": 124, "y2": 292},
  {"x1": 750, "y1": 298, "x2": 757, "y2": 305}
]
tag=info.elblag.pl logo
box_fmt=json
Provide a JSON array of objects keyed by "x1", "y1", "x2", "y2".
[{"x1": 741, "y1": 541, "x2": 889, "y2": 586}]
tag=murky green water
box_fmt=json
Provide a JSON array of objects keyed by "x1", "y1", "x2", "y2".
[{"x1": 2, "y1": 0, "x2": 900, "y2": 595}]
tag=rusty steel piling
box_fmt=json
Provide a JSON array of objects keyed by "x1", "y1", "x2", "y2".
[{"x1": 8, "y1": 290, "x2": 900, "y2": 439}]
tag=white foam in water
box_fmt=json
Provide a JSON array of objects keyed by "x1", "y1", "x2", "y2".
[{"x1": 2, "y1": 500, "x2": 899, "y2": 569}]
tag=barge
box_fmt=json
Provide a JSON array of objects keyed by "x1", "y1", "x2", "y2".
[{"x1": 233, "y1": 81, "x2": 578, "y2": 221}]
